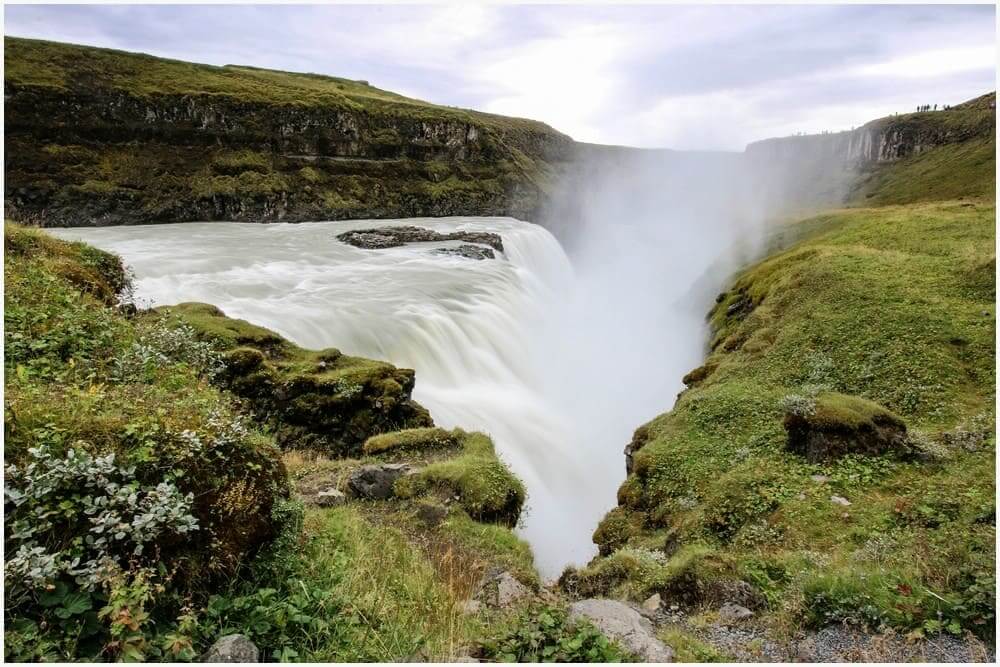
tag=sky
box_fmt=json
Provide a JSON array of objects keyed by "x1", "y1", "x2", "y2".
[{"x1": 4, "y1": 4, "x2": 996, "y2": 150}]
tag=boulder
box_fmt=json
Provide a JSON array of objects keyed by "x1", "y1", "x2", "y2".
[
  {"x1": 830, "y1": 495, "x2": 852, "y2": 507},
  {"x1": 315, "y1": 488, "x2": 346, "y2": 507},
  {"x1": 568, "y1": 599, "x2": 674, "y2": 662},
  {"x1": 718, "y1": 602, "x2": 754, "y2": 625},
  {"x1": 703, "y1": 579, "x2": 767, "y2": 611},
  {"x1": 201, "y1": 634, "x2": 259, "y2": 663},
  {"x1": 641, "y1": 593, "x2": 662, "y2": 614},
  {"x1": 783, "y1": 392, "x2": 908, "y2": 462},
  {"x1": 348, "y1": 463, "x2": 412, "y2": 499},
  {"x1": 475, "y1": 570, "x2": 531, "y2": 608},
  {"x1": 460, "y1": 599, "x2": 484, "y2": 615},
  {"x1": 416, "y1": 501, "x2": 449, "y2": 527}
]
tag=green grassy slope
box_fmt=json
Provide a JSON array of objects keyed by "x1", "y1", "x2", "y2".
[
  {"x1": 4, "y1": 37, "x2": 573, "y2": 226},
  {"x1": 853, "y1": 137, "x2": 994, "y2": 205},
  {"x1": 581, "y1": 103, "x2": 996, "y2": 643}
]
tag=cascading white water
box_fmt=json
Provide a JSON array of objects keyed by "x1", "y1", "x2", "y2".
[{"x1": 50, "y1": 217, "x2": 615, "y2": 577}]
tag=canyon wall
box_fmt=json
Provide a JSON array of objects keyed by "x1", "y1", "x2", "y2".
[{"x1": 4, "y1": 37, "x2": 574, "y2": 226}]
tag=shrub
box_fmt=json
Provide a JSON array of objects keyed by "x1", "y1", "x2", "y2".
[{"x1": 477, "y1": 604, "x2": 634, "y2": 662}]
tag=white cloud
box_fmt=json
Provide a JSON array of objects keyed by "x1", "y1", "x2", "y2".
[{"x1": 853, "y1": 46, "x2": 996, "y2": 79}]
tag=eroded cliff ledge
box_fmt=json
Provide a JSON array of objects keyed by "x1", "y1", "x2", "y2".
[{"x1": 4, "y1": 37, "x2": 574, "y2": 226}]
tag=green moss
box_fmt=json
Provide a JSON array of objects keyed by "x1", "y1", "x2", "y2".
[
  {"x1": 363, "y1": 427, "x2": 460, "y2": 455},
  {"x1": 155, "y1": 302, "x2": 433, "y2": 455},
  {"x1": 561, "y1": 544, "x2": 718, "y2": 604},
  {"x1": 592, "y1": 507, "x2": 645, "y2": 556},
  {"x1": 394, "y1": 431, "x2": 525, "y2": 525},
  {"x1": 807, "y1": 392, "x2": 903, "y2": 430}
]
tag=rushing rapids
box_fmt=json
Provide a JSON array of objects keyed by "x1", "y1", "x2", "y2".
[{"x1": 52, "y1": 217, "x2": 634, "y2": 577}]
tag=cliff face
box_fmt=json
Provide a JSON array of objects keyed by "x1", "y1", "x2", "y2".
[
  {"x1": 746, "y1": 93, "x2": 995, "y2": 166},
  {"x1": 741, "y1": 93, "x2": 995, "y2": 210},
  {"x1": 4, "y1": 38, "x2": 574, "y2": 226}
]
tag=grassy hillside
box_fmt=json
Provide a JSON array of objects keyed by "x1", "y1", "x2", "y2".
[
  {"x1": 4, "y1": 37, "x2": 573, "y2": 226},
  {"x1": 580, "y1": 169, "x2": 996, "y2": 645}
]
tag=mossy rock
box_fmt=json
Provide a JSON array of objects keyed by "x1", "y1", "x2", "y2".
[
  {"x1": 393, "y1": 431, "x2": 525, "y2": 525},
  {"x1": 682, "y1": 362, "x2": 718, "y2": 388},
  {"x1": 592, "y1": 507, "x2": 645, "y2": 556},
  {"x1": 363, "y1": 427, "x2": 461, "y2": 455},
  {"x1": 560, "y1": 544, "x2": 717, "y2": 605},
  {"x1": 784, "y1": 392, "x2": 908, "y2": 462},
  {"x1": 154, "y1": 302, "x2": 433, "y2": 455}
]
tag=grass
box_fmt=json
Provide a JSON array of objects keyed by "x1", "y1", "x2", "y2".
[
  {"x1": 294, "y1": 506, "x2": 476, "y2": 661},
  {"x1": 588, "y1": 200, "x2": 996, "y2": 639},
  {"x1": 853, "y1": 137, "x2": 995, "y2": 206}
]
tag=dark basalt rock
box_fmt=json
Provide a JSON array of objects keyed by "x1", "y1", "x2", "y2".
[
  {"x1": 337, "y1": 225, "x2": 503, "y2": 253},
  {"x1": 348, "y1": 463, "x2": 413, "y2": 499},
  {"x1": 434, "y1": 244, "x2": 496, "y2": 260}
]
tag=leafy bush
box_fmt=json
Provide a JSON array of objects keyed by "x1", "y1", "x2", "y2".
[
  {"x1": 803, "y1": 568, "x2": 995, "y2": 640},
  {"x1": 5, "y1": 447, "x2": 198, "y2": 601},
  {"x1": 478, "y1": 604, "x2": 634, "y2": 662}
]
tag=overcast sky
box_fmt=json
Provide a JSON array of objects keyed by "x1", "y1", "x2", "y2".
[{"x1": 5, "y1": 4, "x2": 996, "y2": 150}]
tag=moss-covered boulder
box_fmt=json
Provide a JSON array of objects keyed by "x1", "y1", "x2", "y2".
[
  {"x1": 783, "y1": 392, "x2": 908, "y2": 462},
  {"x1": 154, "y1": 302, "x2": 433, "y2": 455},
  {"x1": 393, "y1": 431, "x2": 525, "y2": 525}
]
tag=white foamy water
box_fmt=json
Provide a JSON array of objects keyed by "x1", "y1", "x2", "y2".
[{"x1": 50, "y1": 217, "x2": 619, "y2": 578}]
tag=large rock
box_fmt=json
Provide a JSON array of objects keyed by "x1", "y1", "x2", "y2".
[
  {"x1": 201, "y1": 634, "x2": 259, "y2": 663},
  {"x1": 783, "y1": 392, "x2": 908, "y2": 462},
  {"x1": 337, "y1": 226, "x2": 504, "y2": 252},
  {"x1": 568, "y1": 599, "x2": 674, "y2": 663},
  {"x1": 718, "y1": 602, "x2": 754, "y2": 625},
  {"x1": 315, "y1": 488, "x2": 346, "y2": 507},
  {"x1": 348, "y1": 463, "x2": 412, "y2": 499},
  {"x1": 475, "y1": 570, "x2": 532, "y2": 608}
]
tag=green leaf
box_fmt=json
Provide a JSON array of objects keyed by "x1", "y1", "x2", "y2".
[{"x1": 55, "y1": 592, "x2": 93, "y2": 618}]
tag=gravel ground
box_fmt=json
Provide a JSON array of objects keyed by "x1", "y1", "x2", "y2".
[{"x1": 662, "y1": 615, "x2": 994, "y2": 663}]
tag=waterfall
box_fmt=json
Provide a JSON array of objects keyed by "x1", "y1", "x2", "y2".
[{"x1": 51, "y1": 217, "x2": 615, "y2": 577}]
